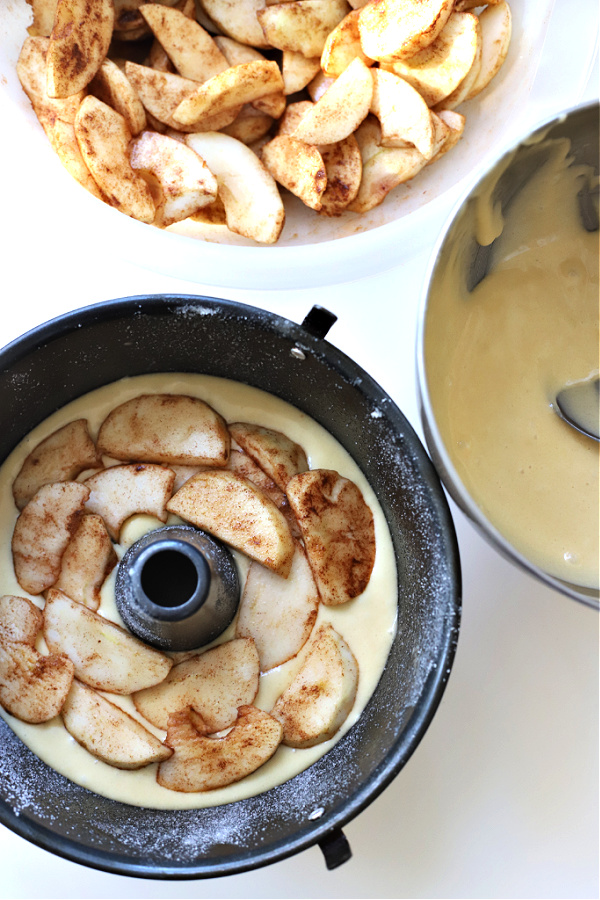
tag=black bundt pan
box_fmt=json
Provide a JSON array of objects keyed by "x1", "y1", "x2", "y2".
[{"x1": 0, "y1": 295, "x2": 461, "y2": 879}]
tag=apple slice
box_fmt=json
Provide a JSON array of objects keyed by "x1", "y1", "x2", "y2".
[
  {"x1": 183, "y1": 132, "x2": 286, "y2": 245},
  {"x1": 173, "y1": 61, "x2": 285, "y2": 127},
  {"x1": 370, "y1": 69, "x2": 436, "y2": 157},
  {"x1": 229, "y1": 423, "x2": 309, "y2": 491},
  {"x1": 271, "y1": 623, "x2": 358, "y2": 747},
  {"x1": 168, "y1": 469, "x2": 295, "y2": 575},
  {"x1": 124, "y1": 62, "x2": 240, "y2": 133},
  {"x1": 16, "y1": 36, "x2": 105, "y2": 200},
  {"x1": 53, "y1": 514, "x2": 117, "y2": 611},
  {"x1": 169, "y1": 464, "x2": 205, "y2": 493},
  {"x1": 130, "y1": 132, "x2": 219, "y2": 227},
  {"x1": 228, "y1": 449, "x2": 287, "y2": 508},
  {"x1": 427, "y1": 109, "x2": 465, "y2": 163},
  {"x1": 43, "y1": 589, "x2": 173, "y2": 694},
  {"x1": 465, "y1": 0, "x2": 511, "y2": 100},
  {"x1": 61, "y1": 680, "x2": 173, "y2": 769},
  {"x1": 236, "y1": 544, "x2": 319, "y2": 672},
  {"x1": 213, "y1": 37, "x2": 287, "y2": 118},
  {"x1": 0, "y1": 640, "x2": 74, "y2": 724},
  {"x1": 286, "y1": 468, "x2": 375, "y2": 605},
  {"x1": 261, "y1": 135, "x2": 327, "y2": 211},
  {"x1": 26, "y1": 0, "x2": 59, "y2": 37},
  {"x1": 74, "y1": 96, "x2": 156, "y2": 223},
  {"x1": 46, "y1": 0, "x2": 114, "y2": 98},
  {"x1": 347, "y1": 115, "x2": 428, "y2": 213},
  {"x1": 228, "y1": 450, "x2": 302, "y2": 539},
  {"x1": 0, "y1": 595, "x2": 43, "y2": 645},
  {"x1": 435, "y1": 25, "x2": 482, "y2": 110},
  {"x1": 12, "y1": 481, "x2": 90, "y2": 595},
  {"x1": 132, "y1": 638, "x2": 260, "y2": 730},
  {"x1": 222, "y1": 106, "x2": 274, "y2": 145},
  {"x1": 281, "y1": 50, "x2": 321, "y2": 95},
  {"x1": 84, "y1": 463, "x2": 175, "y2": 541},
  {"x1": 12, "y1": 418, "x2": 99, "y2": 511},
  {"x1": 157, "y1": 705, "x2": 283, "y2": 791},
  {"x1": 307, "y1": 70, "x2": 336, "y2": 101},
  {"x1": 277, "y1": 100, "x2": 314, "y2": 135},
  {"x1": 89, "y1": 58, "x2": 148, "y2": 136},
  {"x1": 292, "y1": 56, "x2": 373, "y2": 145},
  {"x1": 199, "y1": 0, "x2": 271, "y2": 49},
  {"x1": 321, "y1": 9, "x2": 373, "y2": 77},
  {"x1": 97, "y1": 393, "x2": 230, "y2": 467},
  {"x1": 318, "y1": 134, "x2": 363, "y2": 216},
  {"x1": 140, "y1": 3, "x2": 229, "y2": 82},
  {"x1": 358, "y1": 0, "x2": 454, "y2": 64},
  {"x1": 257, "y1": 0, "x2": 350, "y2": 59},
  {"x1": 382, "y1": 11, "x2": 480, "y2": 107}
]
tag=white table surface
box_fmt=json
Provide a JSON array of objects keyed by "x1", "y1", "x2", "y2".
[{"x1": 0, "y1": 35, "x2": 598, "y2": 900}]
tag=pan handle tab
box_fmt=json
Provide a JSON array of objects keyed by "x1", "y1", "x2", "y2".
[{"x1": 318, "y1": 827, "x2": 352, "y2": 869}]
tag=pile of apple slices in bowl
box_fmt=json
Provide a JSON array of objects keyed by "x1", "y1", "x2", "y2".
[
  {"x1": 16, "y1": 0, "x2": 512, "y2": 243},
  {"x1": 1, "y1": 391, "x2": 378, "y2": 795}
]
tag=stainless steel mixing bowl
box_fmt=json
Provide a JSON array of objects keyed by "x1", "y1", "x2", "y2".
[{"x1": 417, "y1": 101, "x2": 599, "y2": 611}]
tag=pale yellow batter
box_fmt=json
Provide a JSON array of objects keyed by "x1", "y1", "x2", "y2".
[
  {"x1": 426, "y1": 137, "x2": 599, "y2": 588},
  {"x1": 0, "y1": 374, "x2": 398, "y2": 809}
]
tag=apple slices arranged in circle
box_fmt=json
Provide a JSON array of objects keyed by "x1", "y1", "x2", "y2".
[{"x1": 1, "y1": 389, "x2": 381, "y2": 795}]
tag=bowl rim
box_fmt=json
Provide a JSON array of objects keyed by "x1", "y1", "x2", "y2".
[
  {"x1": 0, "y1": 293, "x2": 462, "y2": 878},
  {"x1": 416, "y1": 100, "x2": 600, "y2": 613}
]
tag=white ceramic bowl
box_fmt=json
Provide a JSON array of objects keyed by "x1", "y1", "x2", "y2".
[{"x1": 1, "y1": 0, "x2": 597, "y2": 289}]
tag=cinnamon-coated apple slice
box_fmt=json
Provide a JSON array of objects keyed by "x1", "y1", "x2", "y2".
[
  {"x1": 43, "y1": 589, "x2": 172, "y2": 694},
  {"x1": 157, "y1": 705, "x2": 283, "y2": 792},
  {"x1": 84, "y1": 463, "x2": 175, "y2": 541},
  {"x1": 281, "y1": 50, "x2": 321, "y2": 96},
  {"x1": 89, "y1": 58, "x2": 147, "y2": 136},
  {"x1": 12, "y1": 419, "x2": 99, "y2": 510},
  {"x1": 229, "y1": 423, "x2": 309, "y2": 491},
  {"x1": 257, "y1": 0, "x2": 349, "y2": 58},
  {"x1": 97, "y1": 394, "x2": 230, "y2": 467},
  {"x1": 11, "y1": 481, "x2": 90, "y2": 595},
  {"x1": 74, "y1": 96, "x2": 156, "y2": 223},
  {"x1": 228, "y1": 450, "x2": 302, "y2": 541},
  {"x1": 140, "y1": 2, "x2": 229, "y2": 82},
  {"x1": 53, "y1": 514, "x2": 117, "y2": 611},
  {"x1": 200, "y1": 0, "x2": 270, "y2": 49},
  {"x1": 130, "y1": 132, "x2": 219, "y2": 228},
  {"x1": 382, "y1": 10, "x2": 480, "y2": 108},
  {"x1": 358, "y1": 0, "x2": 454, "y2": 64},
  {"x1": 0, "y1": 595, "x2": 43, "y2": 645},
  {"x1": 271, "y1": 623, "x2": 358, "y2": 747},
  {"x1": 236, "y1": 544, "x2": 319, "y2": 672},
  {"x1": 46, "y1": 0, "x2": 114, "y2": 97},
  {"x1": 0, "y1": 639, "x2": 74, "y2": 724},
  {"x1": 172, "y1": 60, "x2": 284, "y2": 127},
  {"x1": 167, "y1": 470, "x2": 295, "y2": 576},
  {"x1": 170, "y1": 452, "x2": 294, "y2": 519},
  {"x1": 61, "y1": 680, "x2": 173, "y2": 769},
  {"x1": 132, "y1": 638, "x2": 259, "y2": 731},
  {"x1": 25, "y1": 0, "x2": 58, "y2": 37},
  {"x1": 286, "y1": 468, "x2": 375, "y2": 605},
  {"x1": 213, "y1": 37, "x2": 286, "y2": 118},
  {"x1": 260, "y1": 135, "x2": 327, "y2": 212},
  {"x1": 292, "y1": 56, "x2": 373, "y2": 145},
  {"x1": 124, "y1": 62, "x2": 240, "y2": 133},
  {"x1": 16, "y1": 36, "x2": 106, "y2": 200}
]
